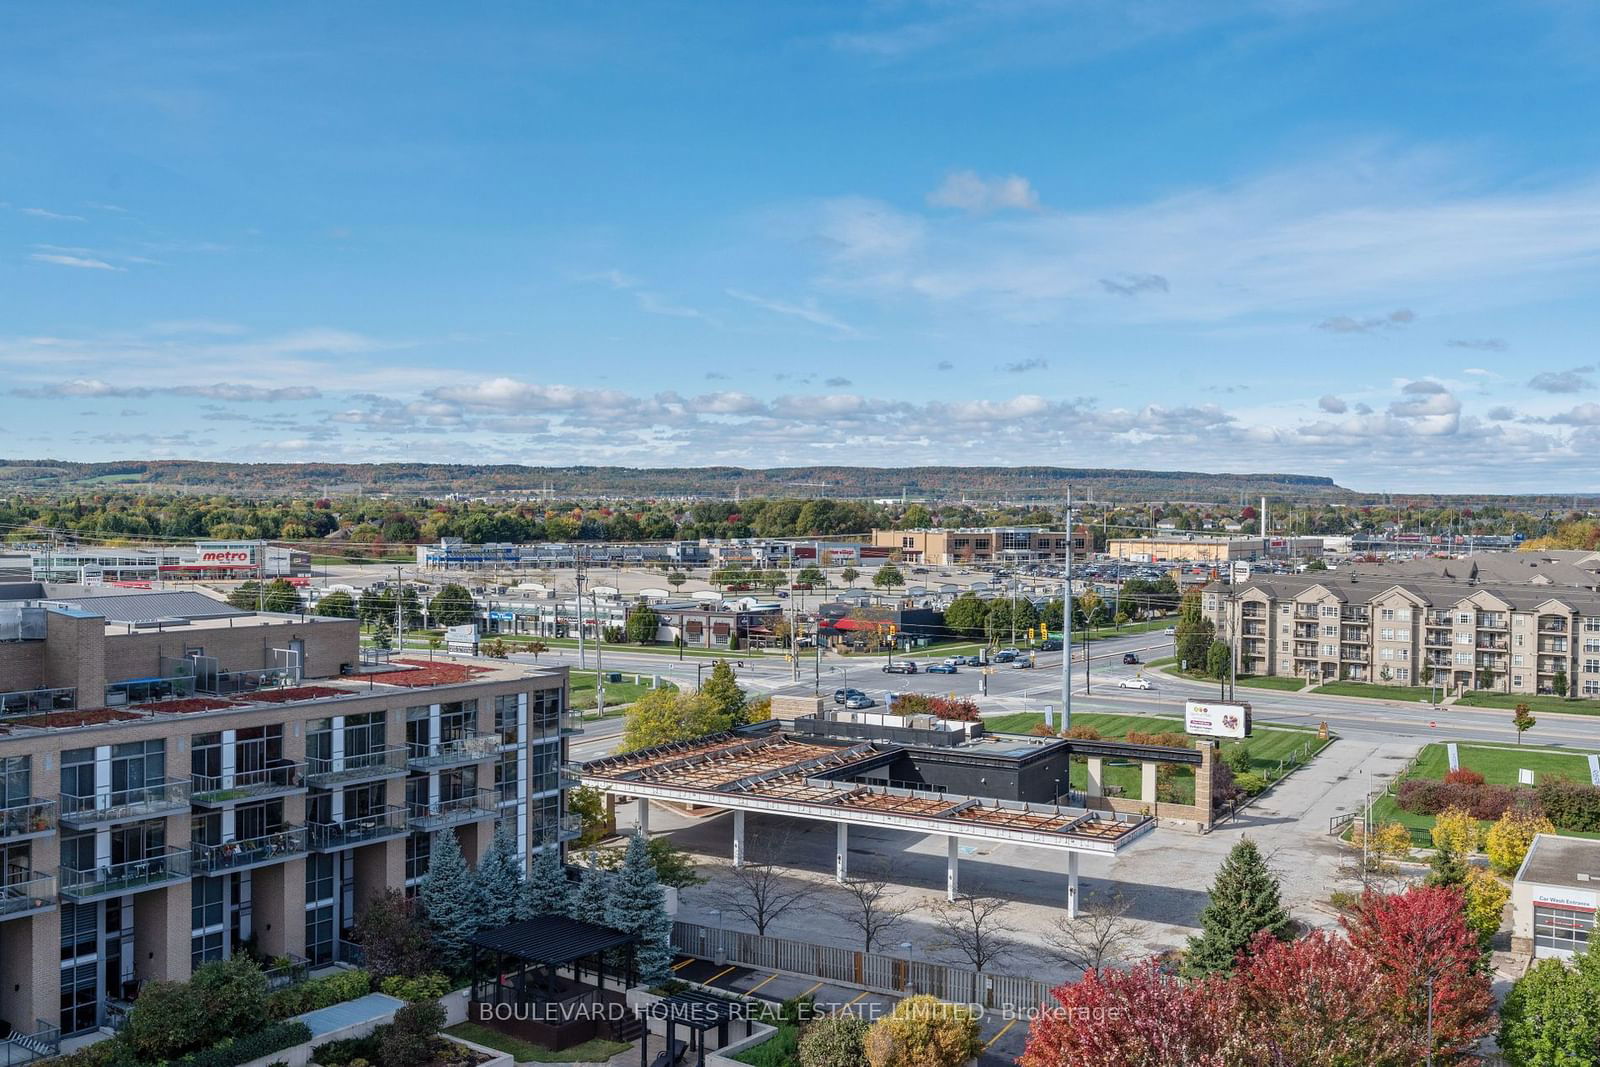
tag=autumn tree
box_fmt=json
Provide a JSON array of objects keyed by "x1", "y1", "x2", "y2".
[
  {"x1": 864, "y1": 995, "x2": 982, "y2": 1067},
  {"x1": 930, "y1": 893, "x2": 1016, "y2": 971},
  {"x1": 1486, "y1": 806, "x2": 1555, "y2": 874},
  {"x1": 621, "y1": 689, "x2": 740, "y2": 752},
  {"x1": 1020, "y1": 962, "x2": 1239, "y2": 1067}
]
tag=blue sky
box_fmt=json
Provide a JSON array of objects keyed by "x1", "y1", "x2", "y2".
[{"x1": 4, "y1": 1, "x2": 1600, "y2": 492}]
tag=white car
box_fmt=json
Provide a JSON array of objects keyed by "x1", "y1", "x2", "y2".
[
  {"x1": 1163, "y1": 626, "x2": 1177, "y2": 636},
  {"x1": 943, "y1": 656, "x2": 962, "y2": 666},
  {"x1": 1118, "y1": 677, "x2": 1154, "y2": 690}
]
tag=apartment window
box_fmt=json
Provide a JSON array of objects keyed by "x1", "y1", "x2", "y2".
[
  {"x1": 1585, "y1": 639, "x2": 1600, "y2": 653},
  {"x1": 111, "y1": 740, "x2": 166, "y2": 802},
  {"x1": 1397, "y1": 609, "x2": 1412, "y2": 621},
  {"x1": 191, "y1": 876, "x2": 226, "y2": 968},
  {"x1": 344, "y1": 712, "x2": 387, "y2": 758},
  {"x1": 306, "y1": 717, "x2": 333, "y2": 766},
  {"x1": 1459, "y1": 613, "x2": 1472, "y2": 624},
  {"x1": 1586, "y1": 659, "x2": 1600, "y2": 674},
  {"x1": 495, "y1": 751, "x2": 520, "y2": 804},
  {"x1": 1381, "y1": 649, "x2": 1394, "y2": 661},
  {"x1": 1396, "y1": 668, "x2": 1409, "y2": 682},
  {"x1": 440, "y1": 700, "x2": 478, "y2": 742},
  {"x1": 1279, "y1": 642, "x2": 1288, "y2": 652},
  {"x1": 1381, "y1": 628, "x2": 1394, "y2": 641},
  {"x1": 1586, "y1": 617, "x2": 1600, "y2": 633},
  {"x1": 1381, "y1": 609, "x2": 1395, "y2": 622},
  {"x1": 405, "y1": 831, "x2": 432, "y2": 887},
  {"x1": 495, "y1": 694, "x2": 521, "y2": 746},
  {"x1": 1514, "y1": 655, "x2": 1525, "y2": 667},
  {"x1": 1456, "y1": 653, "x2": 1472, "y2": 665},
  {"x1": 1515, "y1": 676, "x2": 1524, "y2": 688},
  {"x1": 1322, "y1": 625, "x2": 1336, "y2": 637},
  {"x1": 1322, "y1": 644, "x2": 1336, "y2": 657},
  {"x1": 1399, "y1": 649, "x2": 1409, "y2": 661},
  {"x1": 1, "y1": 755, "x2": 31, "y2": 807},
  {"x1": 1587, "y1": 680, "x2": 1600, "y2": 696},
  {"x1": 1321, "y1": 606, "x2": 1338, "y2": 618},
  {"x1": 1518, "y1": 634, "x2": 1526, "y2": 648},
  {"x1": 405, "y1": 705, "x2": 431, "y2": 753},
  {"x1": 1204, "y1": 596, "x2": 1218, "y2": 611},
  {"x1": 1457, "y1": 633, "x2": 1472, "y2": 645}
]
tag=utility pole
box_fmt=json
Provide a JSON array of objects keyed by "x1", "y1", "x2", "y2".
[
  {"x1": 1062, "y1": 485, "x2": 1073, "y2": 734},
  {"x1": 593, "y1": 588, "x2": 605, "y2": 719},
  {"x1": 394, "y1": 565, "x2": 404, "y2": 654},
  {"x1": 575, "y1": 565, "x2": 586, "y2": 670},
  {"x1": 790, "y1": 562, "x2": 800, "y2": 684}
]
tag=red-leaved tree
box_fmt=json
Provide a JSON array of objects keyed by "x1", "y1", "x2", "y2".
[
  {"x1": 1018, "y1": 961, "x2": 1243, "y2": 1067},
  {"x1": 1343, "y1": 886, "x2": 1496, "y2": 1062},
  {"x1": 1233, "y1": 930, "x2": 1410, "y2": 1066}
]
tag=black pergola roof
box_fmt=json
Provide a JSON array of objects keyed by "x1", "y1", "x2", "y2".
[
  {"x1": 644, "y1": 989, "x2": 754, "y2": 1030},
  {"x1": 469, "y1": 915, "x2": 637, "y2": 966}
]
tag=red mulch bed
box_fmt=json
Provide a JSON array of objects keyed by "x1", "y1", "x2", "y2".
[
  {"x1": 240, "y1": 685, "x2": 350, "y2": 703},
  {"x1": 364, "y1": 658, "x2": 495, "y2": 688},
  {"x1": 142, "y1": 697, "x2": 243, "y2": 715},
  {"x1": 7, "y1": 708, "x2": 146, "y2": 729}
]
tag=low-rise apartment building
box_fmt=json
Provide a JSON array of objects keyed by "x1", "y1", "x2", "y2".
[
  {"x1": 871, "y1": 526, "x2": 1089, "y2": 566},
  {"x1": 1203, "y1": 573, "x2": 1600, "y2": 696},
  {"x1": 0, "y1": 591, "x2": 574, "y2": 1043}
]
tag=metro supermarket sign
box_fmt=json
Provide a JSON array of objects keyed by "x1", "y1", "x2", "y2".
[{"x1": 195, "y1": 541, "x2": 257, "y2": 565}]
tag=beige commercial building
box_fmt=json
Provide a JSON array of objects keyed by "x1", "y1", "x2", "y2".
[
  {"x1": 0, "y1": 591, "x2": 574, "y2": 1048},
  {"x1": 1511, "y1": 834, "x2": 1597, "y2": 959},
  {"x1": 1108, "y1": 535, "x2": 1324, "y2": 564},
  {"x1": 1203, "y1": 573, "x2": 1600, "y2": 695},
  {"x1": 871, "y1": 526, "x2": 1089, "y2": 566}
]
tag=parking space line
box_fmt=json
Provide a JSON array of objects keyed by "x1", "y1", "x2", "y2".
[
  {"x1": 799, "y1": 980, "x2": 825, "y2": 997},
  {"x1": 985, "y1": 1018, "x2": 1018, "y2": 1050},
  {"x1": 843, "y1": 990, "x2": 870, "y2": 1006},
  {"x1": 745, "y1": 972, "x2": 780, "y2": 994},
  {"x1": 706, "y1": 965, "x2": 738, "y2": 984},
  {"x1": 671, "y1": 958, "x2": 696, "y2": 971}
]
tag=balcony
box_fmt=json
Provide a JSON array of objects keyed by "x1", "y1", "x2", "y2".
[
  {"x1": 1241, "y1": 605, "x2": 1265, "y2": 619},
  {"x1": 1293, "y1": 607, "x2": 1320, "y2": 620},
  {"x1": 1424, "y1": 630, "x2": 1452, "y2": 647},
  {"x1": 1340, "y1": 611, "x2": 1369, "y2": 623},
  {"x1": 1539, "y1": 618, "x2": 1570, "y2": 633},
  {"x1": 560, "y1": 712, "x2": 584, "y2": 737},
  {"x1": 191, "y1": 827, "x2": 308, "y2": 875},
  {"x1": 0, "y1": 797, "x2": 55, "y2": 842},
  {"x1": 105, "y1": 674, "x2": 196, "y2": 707},
  {"x1": 407, "y1": 730, "x2": 499, "y2": 771},
  {"x1": 1476, "y1": 615, "x2": 1507, "y2": 630},
  {"x1": 304, "y1": 746, "x2": 409, "y2": 788},
  {"x1": 0, "y1": 686, "x2": 76, "y2": 717},
  {"x1": 554, "y1": 813, "x2": 584, "y2": 842},
  {"x1": 407, "y1": 789, "x2": 497, "y2": 831},
  {"x1": 1476, "y1": 636, "x2": 1509, "y2": 651},
  {"x1": 1241, "y1": 623, "x2": 1265, "y2": 637},
  {"x1": 1340, "y1": 628, "x2": 1366, "y2": 642},
  {"x1": 60, "y1": 846, "x2": 191, "y2": 902},
  {"x1": 560, "y1": 761, "x2": 586, "y2": 789},
  {"x1": 1293, "y1": 625, "x2": 1318, "y2": 640},
  {"x1": 308, "y1": 806, "x2": 409, "y2": 851},
  {"x1": 0, "y1": 873, "x2": 57, "y2": 921},
  {"x1": 191, "y1": 762, "x2": 306, "y2": 807},
  {"x1": 59, "y1": 778, "x2": 192, "y2": 829}
]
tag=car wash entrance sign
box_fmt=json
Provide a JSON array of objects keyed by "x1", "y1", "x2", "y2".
[{"x1": 1185, "y1": 700, "x2": 1252, "y2": 739}]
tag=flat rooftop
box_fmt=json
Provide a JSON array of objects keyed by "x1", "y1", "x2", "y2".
[
  {"x1": 1519, "y1": 833, "x2": 1600, "y2": 890},
  {"x1": 579, "y1": 730, "x2": 1151, "y2": 853}
]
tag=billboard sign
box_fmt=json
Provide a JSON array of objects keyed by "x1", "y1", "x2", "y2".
[
  {"x1": 1185, "y1": 700, "x2": 1252, "y2": 739},
  {"x1": 445, "y1": 623, "x2": 478, "y2": 654}
]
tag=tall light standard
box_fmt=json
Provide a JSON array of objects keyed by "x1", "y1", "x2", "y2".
[{"x1": 1061, "y1": 485, "x2": 1074, "y2": 735}]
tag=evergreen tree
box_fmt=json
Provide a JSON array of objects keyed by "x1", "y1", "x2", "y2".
[
  {"x1": 700, "y1": 660, "x2": 747, "y2": 723},
  {"x1": 603, "y1": 831, "x2": 675, "y2": 985},
  {"x1": 417, "y1": 829, "x2": 482, "y2": 972},
  {"x1": 1181, "y1": 838, "x2": 1292, "y2": 977},
  {"x1": 570, "y1": 851, "x2": 612, "y2": 923},
  {"x1": 474, "y1": 821, "x2": 524, "y2": 930},
  {"x1": 1425, "y1": 845, "x2": 1468, "y2": 888},
  {"x1": 524, "y1": 842, "x2": 574, "y2": 920}
]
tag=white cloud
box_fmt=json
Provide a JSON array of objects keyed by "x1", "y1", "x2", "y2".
[
  {"x1": 20, "y1": 207, "x2": 85, "y2": 221},
  {"x1": 31, "y1": 253, "x2": 122, "y2": 271},
  {"x1": 1318, "y1": 395, "x2": 1348, "y2": 413},
  {"x1": 726, "y1": 289, "x2": 858, "y2": 335},
  {"x1": 927, "y1": 170, "x2": 1041, "y2": 214}
]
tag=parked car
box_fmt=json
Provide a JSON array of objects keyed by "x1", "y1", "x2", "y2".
[
  {"x1": 926, "y1": 663, "x2": 958, "y2": 674},
  {"x1": 1164, "y1": 626, "x2": 1177, "y2": 636},
  {"x1": 962, "y1": 655, "x2": 985, "y2": 666},
  {"x1": 1000, "y1": 647, "x2": 1022, "y2": 658},
  {"x1": 883, "y1": 661, "x2": 918, "y2": 674},
  {"x1": 943, "y1": 656, "x2": 963, "y2": 666},
  {"x1": 844, "y1": 693, "x2": 876, "y2": 709},
  {"x1": 1122, "y1": 652, "x2": 1141, "y2": 665},
  {"x1": 1118, "y1": 677, "x2": 1154, "y2": 690},
  {"x1": 834, "y1": 687, "x2": 866, "y2": 704},
  {"x1": 776, "y1": 591, "x2": 789, "y2": 598}
]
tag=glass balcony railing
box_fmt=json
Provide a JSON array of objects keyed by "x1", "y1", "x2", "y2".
[
  {"x1": 307, "y1": 806, "x2": 409, "y2": 851},
  {"x1": 105, "y1": 675, "x2": 197, "y2": 707},
  {"x1": 304, "y1": 746, "x2": 409, "y2": 787},
  {"x1": 59, "y1": 779, "x2": 192, "y2": 828},
  {"x1": 206, "y1": 667, "x2": 298, "y2": 697},
  {"x1": 191, "y1": 762, "x2": 306, "y2": 806},
  {"x1": 191, "y1": 828, "x2": 308, "y2": 875},
  {"x1": 60, "y1": 846, "x2": 191, "y2": 901},
  {"x1": 407, "y1": 730, "x2": 499, "y2": 771},
  {"x1": 0, "y1": 797, "x2": 55, "y2": 840},
  {"x1": 0, "y1": 1019, "x2": 59, "y2": 1061},
  {"x1": 555, "y1": 813, "x2": 583, "y2": 842},
  {"x1": 407, "y1": 790, "x2": 497, "y2": 830},
  {"x1": 0, "y1": 686, "x2": 76, "y2": 717},
  {"x1": 0, "y1": 873, "x2": 57, "y2": 920}
]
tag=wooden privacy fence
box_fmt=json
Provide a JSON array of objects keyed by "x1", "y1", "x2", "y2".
[{"x1": 670, "y1": 921, "x2": 1054, "y2": 1011}]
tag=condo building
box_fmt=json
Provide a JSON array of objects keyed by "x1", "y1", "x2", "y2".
[
  {"x1": 0, "y1": 590, "x2": 575, "y2": 1045},
  {"x1": 1204, "y1": 573, "x2": 1600, "y2": 696}
]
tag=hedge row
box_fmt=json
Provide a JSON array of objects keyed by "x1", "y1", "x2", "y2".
[
  {"x1": 1397, "y1": 775, "x2": 1600, "y2": 833},
  {"x1": 1535, "y1": 779, "x2": 1600, "y2": 833},
  {"x1": 265, "y1": 967, "x2": 371, "y2": 1020},
  {"x1": 178, "y1": 1022, "x2": 312, "y2": 1067}
]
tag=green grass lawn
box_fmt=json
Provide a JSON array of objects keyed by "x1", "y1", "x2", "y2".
[
  {"x1": 1312, "y1": 680, "x2": 1435, "y2": 702},
  {"x1": 444, "y1": 1022, "x2": 629, "y2": 1063},
  {"x1": 1235, "y1": 675, "x2": 1307, "y2": 691},
  {"x1": 983, "y1": 711, "x2": 1327, "y2": 804},
  {"x1": 569, "y1": 670, "x2": 675, "y2": 712},
  {"x1": 1454, "y1": 691, "x2": 1600, "y2": 717}
]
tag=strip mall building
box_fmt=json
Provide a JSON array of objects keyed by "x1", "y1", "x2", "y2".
[{"x1": 31, "y1": 542, "x2": 310, "y2": 584}]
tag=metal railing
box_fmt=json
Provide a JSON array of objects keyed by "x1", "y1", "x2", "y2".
[
  {"x1": 406, "y1": 729, "x2": 499, "y2": 770},
  {"x1": 191, "y1": 827, "x2": 308, "y2": 875},
  {"x1": 263, "y1": 954, "x2": 311, "y2": 992},
  {"x1": 59, "y1": 778, "x2": 192, "y2": 826},
  {"x1": 0, "y1": 1020, "x2": 60, "y2": 1065},
  {"x1": 670, "y1": 921, "x2": 1053, "y2": 1011},
  {"x1": 0, "y1": 874, "x2": 56, "y2": 919},
  {"x1": 0, "y1": 797, "x2": 55, "y2": 839},
  {"x1": 304, "y1": 746, "x2": 409, "y2": 786},
  {"x1": 191, "y1": 761, "x2": 305, "y2": 805},
  {"x1": 0, "y1": 687, "x2": 76, "y2": 717},
  {"x1": 335, "y1": 938, "x2": 367, "y2": 967},
  {"x1": 308, "y1": 806, "x2": 409, "y2": 850},
  {"x1": 407, "y1": 789, "x2": 497, "y2": 830},
  {"x1": 60, "y1": 846, "x2": 191, "y2": 900},
  {"x1": 205, "y1": 666, "x2": 298, "y2": 697},
  {"x1": 555, "y1": 813, "x2": 584, "y2": 841}
]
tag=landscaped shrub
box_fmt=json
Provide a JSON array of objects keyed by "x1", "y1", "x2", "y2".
[
  {"x1": 1126, "y1": 730, "x2": 1191, "y2": 749},
  {"x1": 1444, "y1": 768, "x2": 1486, "y2": 787},
  {"x1": 1063, "y1": 724, "x2": 1101, "y2": 740},
  {"x1": 1221, "y1": 744, "x2": 1253, "y2": 775},
  {"x1": 1395, "y1": 779, "x2": 1522, "y2": 821},
  {"x1": 377, "y1": 1000, "x2": 449, "y2": 1067},
  {"x1": 178, "y1": 1021, "x2": 312, "y2": 1067},
  {"x1": 379, "y1": 972, "x2": 452, "y2": 1002},
  {"x1": 799, "y1": 1012, "x2": 871, "y2": 1067},
  {"x1": 121, "y1": 978, "x2": 208, "y2": 1063},
  {"x1": 1535, "y1": 777, "x2": 1600, "y2": 833},
  {"x1": 265, "y1": 968, "x2": 371, "y2": 1019},
  {"x1": 1233, "y1": 772, "x2": 1268, "y2": 796},
  {"x1": 310, "y1": 1035, "x2": 380, "y2": 1067}
]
